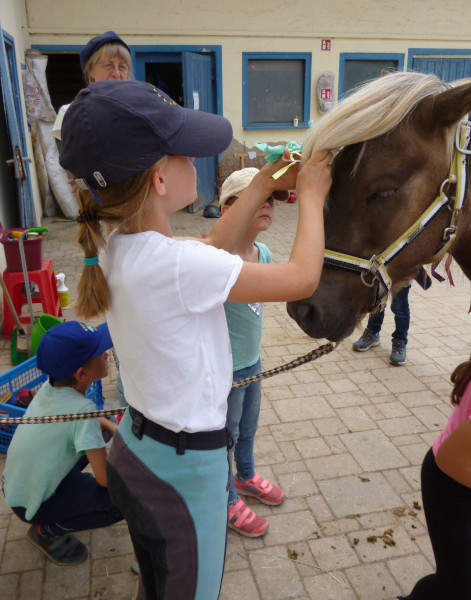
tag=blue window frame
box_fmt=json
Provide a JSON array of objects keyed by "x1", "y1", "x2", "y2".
[
  {"x1": 242, "y1": 52, "x2": 311, "y2": 130},
  {"x1": 0, "y1": 27, "x2": 35, "y2": 225},
  {"x1": 33, "y1": 43, "x2": 224, "y2": 117},
  {"x1": 3, "y1": 31, "x2": 27, "y2": 153},
  {"x1": 339, "y1": 53, "x2": 405, "y2": 99}
]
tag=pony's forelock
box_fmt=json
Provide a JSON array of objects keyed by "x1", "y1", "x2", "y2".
[{"x1": 302, "y1": 72, "x2": 451, "y2": 164}]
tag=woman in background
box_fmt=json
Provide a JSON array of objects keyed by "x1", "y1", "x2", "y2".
[{"x1": 52, "y1": 30, "x2": 132, "y2": 140}]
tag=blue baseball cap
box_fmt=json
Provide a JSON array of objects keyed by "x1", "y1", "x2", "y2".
[
  {"x1": 37, "y1": 321, "x2": 113, "y2": 381},
  {"x1": 59, "y1": 80, "x2": 233, "y2": 194},
  {"x1": 80, "y1": 31, "x2": 130, "y2": 72}
]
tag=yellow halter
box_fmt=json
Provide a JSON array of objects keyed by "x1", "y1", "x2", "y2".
[{"x1": 324, "y1": 118, "x2": 471, "y2": 310}]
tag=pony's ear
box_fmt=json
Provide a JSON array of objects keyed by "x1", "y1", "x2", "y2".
[{"x1": 420, "y1": 82, "x2": 471, "y2": 130}]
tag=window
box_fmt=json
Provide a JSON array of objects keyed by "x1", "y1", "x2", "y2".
[
  {"x1": 339, "y1": 53, "x2": 404, "y2": 99},
  {"x1": 242, "y1": 52, "x2": 311, "y2": 129}
]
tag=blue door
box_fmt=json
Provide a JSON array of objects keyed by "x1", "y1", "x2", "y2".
[
  {"x1": 182, "y1": 52, "x2": 216, "y2": 213},
  {"x1": 134, "y1": 49, "x2": 217, "y2": 214},
  {"x1": 0, "y1": 25, "x2": 36, "y2": 227},
  {"x1": 412, "y1": 55, "x2": 471, "y2": 82}
]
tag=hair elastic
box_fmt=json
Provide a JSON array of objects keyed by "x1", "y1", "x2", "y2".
[
  {"x1": 76, "y1": 209, "x2": 98, "y2": 224},
  {"x1": 83, "y1": 256, "x2": 99, "y2": 266}
]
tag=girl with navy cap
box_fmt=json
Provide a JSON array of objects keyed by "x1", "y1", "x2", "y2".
[{"x1": 59, "y1": 79, "x2": 332, "y2": 600}]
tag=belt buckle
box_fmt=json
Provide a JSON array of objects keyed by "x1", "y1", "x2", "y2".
[{"x1": 131, "y1": 410, "x2": 145, "y2": 440}]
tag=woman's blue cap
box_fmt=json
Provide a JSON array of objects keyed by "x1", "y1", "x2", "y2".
[
  {"x1": 80, "y1": 31, "x2": 130, "y2": 72},
  {"x1": 59, "y1": 80, "x2": 233, "y2": 194},
  {"x1": 37, "y1": 321, "x2": 113, "y2": 381}
]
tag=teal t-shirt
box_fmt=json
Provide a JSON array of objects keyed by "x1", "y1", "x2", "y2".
[
  {"x1": 2, "y1": 382, "x2": 105, "y2": 520},
  {"x1": 224, "y1": 242, "x2": 272, "y2": 371}
]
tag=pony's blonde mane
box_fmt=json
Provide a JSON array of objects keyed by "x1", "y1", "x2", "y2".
[{"x1": 302, "y1": 72, "x2": 451, "y2": 164}]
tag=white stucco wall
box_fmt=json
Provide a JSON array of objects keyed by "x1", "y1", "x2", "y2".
[
  {"x1": 25, "y1": 0, "x2": 471, "y2": 156},
  {"x1": 23, "y1": 0, "x2": 471, "y2": 40}
]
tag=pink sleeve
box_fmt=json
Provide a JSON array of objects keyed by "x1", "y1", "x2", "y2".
[{"x1": 433, "y1": 382, "x2": 471, "y2": 455}]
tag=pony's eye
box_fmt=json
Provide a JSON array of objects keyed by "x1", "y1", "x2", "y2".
[
  {"x1": 378, "y1": 189, "x2": 396, "y2": 198},
  {"x1": 367, "y1": 189, "x2": 397, "y2": 202}
]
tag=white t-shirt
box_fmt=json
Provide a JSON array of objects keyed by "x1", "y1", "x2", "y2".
[
  {"x1": 105, "y1": 231, "x2": 243, "y2": 433},
  {"x1": 51, "y1": 104, "x2": 70, "y2": 140}
]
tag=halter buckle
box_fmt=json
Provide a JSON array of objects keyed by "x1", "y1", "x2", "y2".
[
  {"x1": 443, "y1": 225, "x2": 457, "y2": 241},
  {"x1": 376, "y1": 289, "x2": 388, "y2": 311},
  {"x1": 455, "y1": 120, "x2": 471, "y2": 155},
  {"x1": 443, "y1": 208, "x2": 459, "y2": 239},
  {"x1": 368, "y1": 255, "x2": 381, "y2": 275}
]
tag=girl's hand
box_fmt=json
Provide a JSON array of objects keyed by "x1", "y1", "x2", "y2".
[
  {"x1": 68, "y1": 177, "x2": 78, "y2": 194},
  {"x1": 296, "y1": 149, "x2": 332, "y2": 201},
  {"x1": 99, "y1": 417, "x2": 118, "y2": 436},
  {"x1": 258, "y1": 148, "x2": 300, "y2": 193}
]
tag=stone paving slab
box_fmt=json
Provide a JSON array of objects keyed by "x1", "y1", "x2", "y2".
[{"x1": 0, "y1": 203, "x2": 469, "y2": 599}]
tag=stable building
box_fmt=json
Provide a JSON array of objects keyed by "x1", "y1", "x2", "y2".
[{"x1": 1, "y1": 0, "x2": 470, "y2": 226}]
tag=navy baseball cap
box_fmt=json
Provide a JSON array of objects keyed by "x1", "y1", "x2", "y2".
[
  {"x1": 37, "y1": 321, "x2": 113, "y2": 381},
  {"x1": 80, "y1": 31, "x2": 130, "y2": 72},
  {"x1": 59, "y1": 80, "x2": 233, "y2": 194}
]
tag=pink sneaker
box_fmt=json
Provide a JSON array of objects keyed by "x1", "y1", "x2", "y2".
[
  {"x1": 235, "y1": 473, "x2": 285, "y2": 506},
  {"x1": 228, "y1": 499, "x2": 268, "y2": 537}
]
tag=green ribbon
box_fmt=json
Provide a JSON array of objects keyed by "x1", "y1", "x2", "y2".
[{"x1": 254, "y1": 141, "x2": 303, "y2": 180}]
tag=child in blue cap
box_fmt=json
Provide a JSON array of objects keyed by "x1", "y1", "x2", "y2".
[
  {"x1": 59, "y1": 79, "x2": 332, "y2": 600},
  {"x1": 2, "y1": 321, "x2": 122, "y2": 566}
]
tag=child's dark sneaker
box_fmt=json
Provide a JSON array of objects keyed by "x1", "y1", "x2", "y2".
[
  {"x1": 228, "y1": 499, "x2": 268, "y2": 537},
  {"x1": 352, "y1": 329, "x2": 380, "y2": 352},
  {"x1": 27, "y1": 525, "x2": 88, "y2": 566},
  {"x1": 390, "y1": 339, "x2": 407, "y2": 366},
  {"x1": 235, "y1": 473, "x2": 284, "y2": 505}
]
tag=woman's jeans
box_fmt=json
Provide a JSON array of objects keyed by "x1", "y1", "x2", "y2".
[
  {"x1": 367, "y1": 284, "x2": 410, "y2": 343},
  {"x1": 226, "y1": 359, "x2": 262, "y2": 505}
]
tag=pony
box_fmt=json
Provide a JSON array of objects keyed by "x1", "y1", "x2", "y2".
[{"x1": 287, "y1": 71, "x2": 471, "y2": 342}]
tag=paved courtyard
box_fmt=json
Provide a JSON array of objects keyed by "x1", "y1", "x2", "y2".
[{"x1": 0, "y1": 201, "x2": 470, "y2": 600}]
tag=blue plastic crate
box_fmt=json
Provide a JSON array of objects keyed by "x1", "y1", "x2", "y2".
[
  {"x1": 0, "y1": 356, "x2": 104, "y2": 453},
  {"x1": 0, "y1": 403, "x2": 27, "y2": 454}
]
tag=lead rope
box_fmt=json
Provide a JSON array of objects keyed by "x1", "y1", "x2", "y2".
[{"x1": 0, "y1": 343, "x2": 335, "y2": 425}]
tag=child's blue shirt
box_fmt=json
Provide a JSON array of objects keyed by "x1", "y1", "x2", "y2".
[
  {"x1": 2, "y1": 382, "x2": 105, "y2": 520},
  {"x1": 224, "y1": 242, "x2": 272, "y2": 371}
]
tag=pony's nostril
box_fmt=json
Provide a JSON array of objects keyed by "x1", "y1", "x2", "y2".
[{"x1": 295, "y1": 303, "x2": 314, "y2": 325}]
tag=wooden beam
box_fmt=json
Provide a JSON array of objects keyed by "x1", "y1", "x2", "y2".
[{"x1": 233, "y1": 152, "x2": 267, "y2": 170}]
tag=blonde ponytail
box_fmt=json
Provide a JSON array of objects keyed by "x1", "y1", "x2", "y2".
[
  {"x1": 74, "y1": 159, "x2": 166, "y2": 318},
  {"x1": 75, "y1": 205, "x2": 109, "y2": 318}
]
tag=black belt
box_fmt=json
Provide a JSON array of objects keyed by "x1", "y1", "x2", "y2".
[{"x1": 129, "y1": 407, "x2": 232, "y2": 455}]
